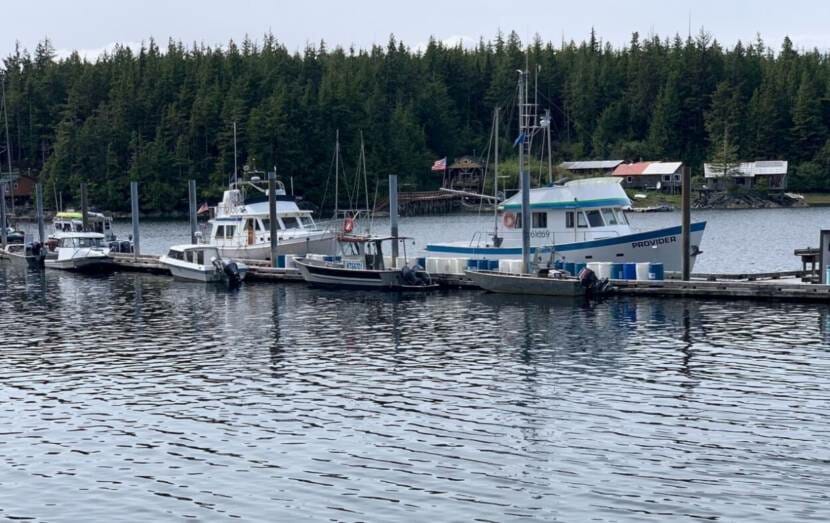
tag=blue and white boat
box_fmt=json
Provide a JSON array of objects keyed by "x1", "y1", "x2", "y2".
[{"x1": 426, "y1": 177, "x2": 705, "y2": 272}]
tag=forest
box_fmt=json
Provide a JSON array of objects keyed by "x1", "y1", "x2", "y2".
[{"x1": 1, "y1": 29, "x2": 829, "y2": 213}]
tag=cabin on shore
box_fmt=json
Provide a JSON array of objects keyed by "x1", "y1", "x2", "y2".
[
  {"x1": 703, "y1": 161, "x2": 788, "y2": 191},
  {"x1": 0, "y1": 172, "x2": 37, "y2": 205},
  {"x1": 559, "y1": 160, "x2": 622, "y2": 178},
  {"x1": 612, "y1": 161, "x2": 683, "y2": 192}
]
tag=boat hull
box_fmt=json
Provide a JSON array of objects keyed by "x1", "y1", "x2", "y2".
[
  {"x1": 295, "y1": 259, "x2": 437, "y2": 291},
  {"x1": 466, "y1": 270, "x2": 586, "y2": 297},
  {"x1": 426, "y1": 222, "x2": 706, "y2": 272},
  {"x1": 45, "y1": 256, "x2": 113, "y2": 272},
  {"x1": 159, "y1": 257, "x2": 248, "y2": 283},
  {"x1": 2, "y1": 247, "x2": 45, "y2": 269}
]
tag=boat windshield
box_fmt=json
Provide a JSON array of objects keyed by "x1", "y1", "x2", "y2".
[
  {"x1": 601, "y1": 208, "x2": 618, "y2": 225},
  {"x1": 61, "y1": 237, "x2": 103, "y2": 248},
  {"x1": 282, "y1": 217, "x2": 301, "y2": 229},
  {"x1": 300, "y1": 216, "x2": 315, "y2": 229}
]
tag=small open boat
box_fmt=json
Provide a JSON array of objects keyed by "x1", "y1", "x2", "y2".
[
  {"x1": 159, "y1": 244, "x2": 248, "y2": 286},
  {"x1": 465, "y1": 269, "x2": 586, "y2": 297},
  {"x1": 295, "y1": 235, "x2": 438, "y2": 291},
  {"x1": 1, "y1": 242, "x2": 46, "y2": 269}
]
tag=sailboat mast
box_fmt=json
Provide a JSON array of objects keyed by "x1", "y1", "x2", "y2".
[
  {"x1": 2, "y1": 78, "x2": 13, "y2": 216},
  {"x1": 493, "y1": 107, "x2": 499, "y2": 240},
  {"x1": 519, "y1": 70, "x2": 531, "y2": 274},
  {"x1": 545, "y1": 109, "x2": 553, "y2": 185},
  {"x1": 361, "y1": 131, "x2": 369, "y2": 232},
  {"x1": 233, "y1": 121, "x2": 238, "y2": 187},
  {"x1": 334, "y1": 129, "x2": 340, "y2": 218}
]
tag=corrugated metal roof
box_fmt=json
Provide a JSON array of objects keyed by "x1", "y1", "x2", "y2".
[
  {"x1": 643, "y1": 161, "x2": 683, "y2": 175},
  {"x1": 559, "y1": 160, "x2": 623, "y2": 171},
  {"x1": 612, "y1": 161, "x2": 683, "y2": 176},
  {"x1": 704, "y1": 161, "x2": 788, "y2": 178}
]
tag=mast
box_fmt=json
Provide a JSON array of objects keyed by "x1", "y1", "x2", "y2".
[
  {"x1": 233, "y1": 121, "x2": 238, "y2": 187},
  {"x1": 493, "y1": 107, "x2": 500, "y2": 243},
  {"x1": 545, "y1": 109, "x2": 553, "y2": 185},
  {"x1": 518, "y1": 69, "x2": 532, "y2": 274},
  {"x1": 2, "y1": 77, "x2": 12, "y2": 217},
  {"x1": 361, "y1": 130, "x2": 370, "y2": 233},
  {"x1": 334, "y1": 129, "x2": 340, "y2": 218}
]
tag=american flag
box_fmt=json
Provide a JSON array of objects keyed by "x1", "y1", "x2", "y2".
[
  {"x1": 431, "y1": 157, "x2": 447, "y2": 171},
  {"x1": 197, "y1": 202, "x2": 210, "y2": 215}
]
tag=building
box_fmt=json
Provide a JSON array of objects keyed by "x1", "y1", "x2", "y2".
[
  {"x1": 559, "y1": 160, "x2": 623, "y2": 177},
  {"x1": 442, "y1": 156, "x2": 485, "y2": 194},
  {"x1": 612, "y1": 161, "x2": 684, "y2": 191},
  {"x1": 703, "y1": 161, "x2": 788, "y2": 190},
  {"x1": 0, "y1": 173, "x2": 37, "y2": 204}
]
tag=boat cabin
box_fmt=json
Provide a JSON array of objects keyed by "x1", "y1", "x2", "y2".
[
  {"x1": 165, "y1": 245, "x2": 221, "y2": 266},
  {"x1": 53, "y1": 211, "x2": 115, "y2": 241},
  {"x1": 53, "y1": 232, "x2": 106, "y2": 249},
  {"x1": 498, "y1": 177, "x2": 632, "y2": 245},
  {"x1": 337, "y1": 235, "x2": 413, "y2": 270}
]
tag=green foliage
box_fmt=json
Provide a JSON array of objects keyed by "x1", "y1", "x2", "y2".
[{"x1": 2, "y1": 31, "x2": 830, "y2": 214}]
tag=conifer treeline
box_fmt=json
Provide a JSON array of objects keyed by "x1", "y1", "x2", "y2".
[{"x1": 1, "y1": 30, "x2": 829, "y2": 212}]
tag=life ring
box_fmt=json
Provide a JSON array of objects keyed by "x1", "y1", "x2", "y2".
[
  {"x1": 502, "y1": 212, "x2": 516, "y2": 229},
  {"x1": 343, "y1": 217, "x2": 355, "y2": 233}
]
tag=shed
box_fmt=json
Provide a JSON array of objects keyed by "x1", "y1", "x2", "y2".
[
  {"x1": 559, "y1": 160, "x2": 623, "y2": 177},
  {"x1": 704, "y1": 161, "x2": 788, "y2": 190},
  {"x1": 612, "y1": 161, "x2": 683, "y2": 191}
]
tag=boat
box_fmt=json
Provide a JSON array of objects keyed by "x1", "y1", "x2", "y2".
[
  {"x1": 159, "y1": 244, "x2": 248, "y2": 286},
  {"x1": 44, "y1": 232, "x2": 113, "y2": 271},
  {"x1": 206, "y1": 173, "x2": 336, "y2": 260},
  {"x1": 1, "y1": 241, "x2": 46, "y2": 269},
  {"x1": 3, "y1": 226, "x2": 24, "y2": 244},
  {"x1": 295, "y1": 235, "x2": 438, "y2": 291},
  {"x1": 425, "y1": 73, "x2": 705, "y2": 273},
  {"x1": 50, "y1": 210, "x2": 134, "y2": 253},
  {"x1": 466, "y1": 269, "x2": 585, "y2": 296}
]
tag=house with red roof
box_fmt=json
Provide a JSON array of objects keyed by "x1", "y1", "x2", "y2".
[{"x1": 612, "y1": 161, "x2": 683, "y2": 191}]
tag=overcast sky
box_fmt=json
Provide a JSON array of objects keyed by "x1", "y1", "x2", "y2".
[{"x1": 3, "y1": 0, "x2": 829, "y2": 61}]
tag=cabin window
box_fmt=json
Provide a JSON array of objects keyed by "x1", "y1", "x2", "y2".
[
  {"x1": 566, "y1": 212, "x2": 575, "y2": 228},
  {"x1": 531, "y1": 212, "x2": 547, "y2": 228},
  {"x1": 577, "y1": 212, "x2": 587, "y2": 228},
  {"x1": 215, "y1": 225, "x2": 225, "y2": 239},
  {"x1": 616, "y1": 209, "x2": 630, "y2": 225},
  {"x1": 626, "y1": 176, "x2": 633, "y2": 183},
  {"x1": 674, "y1": 174, "x2": 680, "y2": 181},
  {"x1": 224, "y1": 225, "x2": 236, "y2": 238},
  {"x1": 514, "y1": 213, "x2": 522, "y2": 229},
  {"x1": 167, "y1": 249, "x2": 183, "y2": 260},
  {"x1": 601, "y1": 208, "x2": 618, "y2": 225},
  {"x1": 662, "y1": 175, "x2": 671, "y2": 181},
  {"x1": 300, "y1": 216, "x2": 315, "y2": 228},
  {"x1": 282, "y1": 217, "x2": 300, "y2": 229},
  {"x1": 196, "y1": 250, "x2": 204, "y2": 265},
  {"x1": 586, "y1": 210, "x2": 605, "y2": 227},
  {"x1": 257, "y1": 219, "x2": 267, "y2": 231}
]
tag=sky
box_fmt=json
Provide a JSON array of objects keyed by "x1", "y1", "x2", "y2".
[{"x1": 2, "y1": 0, "x2": 830, "y2": 61}]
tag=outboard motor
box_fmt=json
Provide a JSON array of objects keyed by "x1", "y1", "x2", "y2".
[
  {"x1": 120, "y1": 240, "x2": 133, "y2": 253},
  {"x1": 221, "y1": 259, "x2": 243, "y2": 287},
  {"x1": 400, "y1": 265, "x2": 419, "y2": 286}
]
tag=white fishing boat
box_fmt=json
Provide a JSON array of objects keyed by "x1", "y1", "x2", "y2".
[
  {"x1": 466, "y1": 270, "x2": 586, "y2": 297},
  {"x1": 426, "y1": 74, "x2": 705, "y2": 273},
  {"x1": 44, "y1": 232, "x2": 113, "y2": 271},
  {"x1": 295, "y1": 235, "x2": 437, "y2": 291},
  {"x1": 159, "y1": 244, "x2": 248, "y2": 285},
  {"x1": 206, "y1": 174, "x2": 336, "y2": 260}
]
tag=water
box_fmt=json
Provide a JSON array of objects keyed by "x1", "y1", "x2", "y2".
[{"x1": 3, "y1": 209, "x2": 830, "y2": 521}]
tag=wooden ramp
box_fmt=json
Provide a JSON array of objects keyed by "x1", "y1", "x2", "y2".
[{"x1": 612, "y1": 278, "x2": 830, "y2": 302}]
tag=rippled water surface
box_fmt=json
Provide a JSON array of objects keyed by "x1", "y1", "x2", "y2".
[{"x1": 2, "y1": 266, "x2": 830, "y2": 521}]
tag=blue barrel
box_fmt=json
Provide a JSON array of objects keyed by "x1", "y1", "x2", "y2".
[
  {"x1": 623, "y1": 262, "x2": 637, "y2": 280},
  {"x1": 610, "y1": 263, "x2": 624, "y2": 279},
  {"x1": 467, "y1": 259, "x2": 479, "y2": 270},
  {"x1": 553, "y1": 260, "x2": 564, "y2": 270},
  {"x1": 564, "y1": 262, "x2": 576, "y2": 275},
  {"x1": 476, "y1": 259, "x2": 489, "y2": 270},
  {"x1": 574, "y1": 263, "x2": 587, "y2": 276},
  {"x1": 488, "y1": 260, "x2": 499, "y2": 270},
  {"x1": 416, "y1": 257, "x2": 426, "y2": 269},
  {"x1": 276, "y1": 255, "x2": 285, "y2": 268},
  {"x1": 649, "y1": 262, "x2": 664, "y2": 281}
]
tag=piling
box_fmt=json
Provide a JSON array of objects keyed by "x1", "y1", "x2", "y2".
[
  {"x1": 130, "y1": 181, "x2": 140, "y2": 257},
  {"x1": 681, "y1": 166, "x2": 691, "y2": 281},
  {"x1": 389, "y1": 175, "x2": 399, "y2": 266},
  {"x1": 0, "y1": 182, "x2": 7, "y2": 247},
  {"x1": 188, "y1": 179, "x2": 197, "y2": 244},
  {"x1": 35, "y1": 183, "x2": 45, "y2": 244},
  {"x1": 80, "y1": 183, "x2": 89, "y2": 231},
  {"x1": 268, "y1": 171, "x2": 279, "y2": 267}
]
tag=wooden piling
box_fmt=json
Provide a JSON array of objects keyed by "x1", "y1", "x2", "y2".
[
  {"x1": 188, "y1": 179, "x2": 197, "y2": 244},
  {"x1": 681, "y1": 166, "x2": 691, "y2": 281},
  {"x1": 130, "y1": 181, "x2": 140, "y2": 258},
  {"x1": 80, "y1": 183, "x2": 89, "y2": 231},
  {"x1": 268, "y1": 171, "x2": 279, "y2": 267},
  {"x1": 35, "y1": 183, "x2": 45, "y2": 244}
]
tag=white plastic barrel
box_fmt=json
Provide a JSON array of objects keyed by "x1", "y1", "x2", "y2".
[
  {"x1": 636, "y1": 262, "x2": 651, "y2": 281},
  {"x1": 499, "y1": 259, "x2": 512, "y2": 273},
  {"x1": 396, "y1": 257, "x2": 409, "y2": 268},
  {"x1": 595, "y1": 262, "x2": 613, "y2": 279}
]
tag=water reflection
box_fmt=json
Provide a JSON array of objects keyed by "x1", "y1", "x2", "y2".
[{"x1": 1, "y1": 266, "x2": 830, "y2": 521}]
